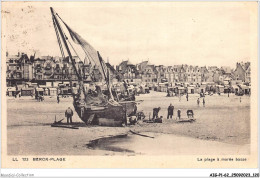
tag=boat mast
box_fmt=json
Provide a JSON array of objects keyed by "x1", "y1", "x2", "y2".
[
  {"x1": 97, "y1": 51, "x2": 114, "y2": 101},
  {"x1": 50, "y1": 7, "x2": 81, "y2": 81}
]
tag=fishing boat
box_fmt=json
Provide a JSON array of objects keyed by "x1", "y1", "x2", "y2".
[{"x1": 50, "y1": 7, "x2": 138, "y2": 126}]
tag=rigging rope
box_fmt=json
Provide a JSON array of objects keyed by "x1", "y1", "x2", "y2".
[
  {"x1": 67, "y1": 39, "x2": 83, "y2": 63},
  {"x1": 53, "y1": 17, "x2": 65, "y2": 60}
]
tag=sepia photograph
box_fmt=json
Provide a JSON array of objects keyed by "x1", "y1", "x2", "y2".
[{"x1": 1, "y1": 1, "x2": 258, "y2": 170}]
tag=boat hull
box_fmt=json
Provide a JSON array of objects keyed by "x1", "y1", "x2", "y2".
[
  {"x1": 118, "y1": 101, "x2": 136, "y2": 116},
  {"x1": 74, "y1": 102, "x2": 126, "y2": 126}
]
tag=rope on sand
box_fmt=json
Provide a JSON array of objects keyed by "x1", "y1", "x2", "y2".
[{"x1": 129, "y1": 130, "x2": 154, "y2": 139}]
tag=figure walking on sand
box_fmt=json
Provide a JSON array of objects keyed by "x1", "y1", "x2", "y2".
[
  {"x1": 203, "y1": 97, "x2": 205, "y2": 107},
  {"x1": 65, "y1": 107, "x2": 74, "y2": 124},
  {"x1": 186, "y1": 93, "x2": 189, "y2": 101},
  {"x1": 167, "y1": 104, "x2": 174, "y2": 119},
  {"x1": 197, "y1": 98, "x2": 200, "y2": 106}
]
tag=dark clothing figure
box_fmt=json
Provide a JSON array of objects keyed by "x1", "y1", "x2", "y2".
[
  {"x1": 133, "y1": 104, "x2": 137, "y2": 115},
  {"x1": 167, "y1": 90, "x2": 170, "y2": 97},
  {"x1": 187, "y1": 110, "x2": 194, "y2": 118},
  {"x1": 186, "y1": 94, "x2": 189, "y2": 101},
  {"x1": 65, "y1": 107, "x2": 74, "y2": 124},
  {"x1": 152, "y1": 107, "x2": 161, "y2": 120},
  {"x1": 203, "y1": 98, "x2": 205, "y2": 106},
  {"x1": 131, "y1": 94, "x2": 136, "y2": 101},
  {"x1": 197, "y1": 98, "x2": 200, "y2": 106},
  {"x1": 39, "y1": 96, "x2": 44, "y2": 102},
  {"x1": 57, "y1": 95, "x2": 60, "y2": 104},
  {"x1": 177, "y1": 109, "x2": 181, "y2": 119},
  {"x1": 167, "y1": 104, "x2": 174, "y2": 119}
]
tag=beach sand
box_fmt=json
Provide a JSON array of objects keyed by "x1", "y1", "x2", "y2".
[{"x1": 6, "y1": 91, "x2": 250, "y2": 155}]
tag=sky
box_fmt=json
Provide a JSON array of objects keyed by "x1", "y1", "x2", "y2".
[{"x1": 2, "y1": 2, "x2": 257, "y2": 67}]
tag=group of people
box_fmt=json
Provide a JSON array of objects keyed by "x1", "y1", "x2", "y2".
[
  {"x1": 166, "y1": 104, "x2": 191, "y2": 120},
  {"x1": 197, "y1": 97, "x2": 206, "y2": 106},
  {"x1": 153, "y1": 104, "x2": 195, "y2": 121}
]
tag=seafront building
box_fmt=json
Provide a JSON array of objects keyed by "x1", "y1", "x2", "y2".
[
  {"x1": 5, "y1": 52, "x2": 251, "y2": 97},
  {"x1": 6, "y1": 52, "x2": 119, "y2": 96}
]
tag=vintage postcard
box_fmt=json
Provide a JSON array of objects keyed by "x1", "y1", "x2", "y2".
[{"x1": 1, "y1": 1, "x2": 258, "y2": 169}]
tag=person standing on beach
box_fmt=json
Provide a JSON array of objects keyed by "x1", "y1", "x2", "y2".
[
  {"x1": 167, "y1": 104, "x2": 174, "y2": 119},
  {"x1": 65, "y1": 107, "x2": 74, "y2": 124},
  {"x1": 177, "y1": 109, "x2": 181, "y2": 120},
  {"x1": 186, "y1": 93, "x2": 189, "y2": 101},
  {"x1": 152, "y1": 107, "x2": 161, "y2": 120},
  {"x1": 57, "y1": 95, "x2": 59, "y2": 103},
  {"x1": 197, "y1": 98, "x2": 200, "y2": 106},
  {"x1": 203, "y1": 97, "x2": 205, "y2": 107}
]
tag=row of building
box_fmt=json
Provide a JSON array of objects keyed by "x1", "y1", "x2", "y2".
[
  {"x1": 5, "y1": 52, "x2": 251, "y2": 96},
  {"x1": 116, "y1": 60, "x2": 251, "y2": 85},
  {"x1": 6, "y1": 52, "x2": 119, "y2": 85}
]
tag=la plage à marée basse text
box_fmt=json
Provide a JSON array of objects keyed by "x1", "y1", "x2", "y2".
[{"x1": 197, "y1": 157, "x2": 247, "y2": 162}]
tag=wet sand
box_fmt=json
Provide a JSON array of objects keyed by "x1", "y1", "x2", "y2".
[
  {"x1": 87, "y1": 132, "x2": 249, "y2": 155},
  {"x1": 7, "y1": 91, "x2": 250, "y2": 155}
]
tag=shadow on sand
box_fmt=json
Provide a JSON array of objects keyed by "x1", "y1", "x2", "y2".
[{"x1": 86, "y1": 134, "x2": 135, "y2": 153}]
